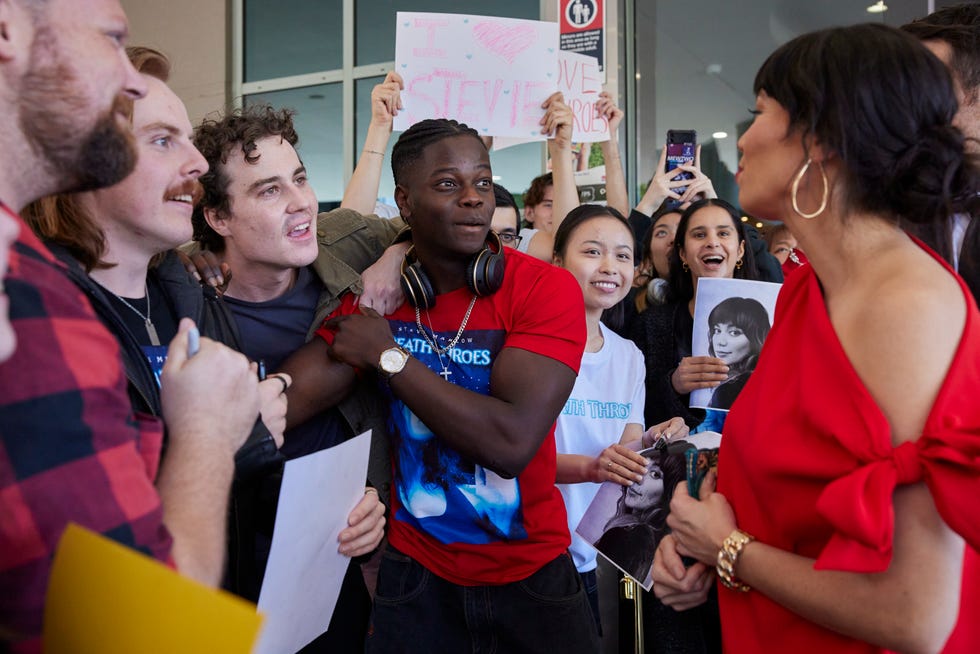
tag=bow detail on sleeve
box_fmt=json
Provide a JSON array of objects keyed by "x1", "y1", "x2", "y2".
[{"x1": 814, "y1": 430, "x2": 980, "y2": 572}]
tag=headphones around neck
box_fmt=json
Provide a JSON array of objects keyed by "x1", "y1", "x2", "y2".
[{"x1": 400, "y1": 230, "x2": 506, "y2": 309}]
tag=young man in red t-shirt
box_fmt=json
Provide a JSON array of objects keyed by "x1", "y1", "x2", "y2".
[{"x1": 283, "y1": 113, "x2": 599, "y2": 652}]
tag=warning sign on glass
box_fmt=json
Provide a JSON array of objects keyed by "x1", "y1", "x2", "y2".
[{"x1": 559, "y1": 0, "x2": 605, "y2": 80}]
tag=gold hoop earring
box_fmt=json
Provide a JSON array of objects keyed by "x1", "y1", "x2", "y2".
[
  {"x1": 791, "y1": 158, "x2": 829, "y2": 220},
  {"x1": 735, "y1": 258, "x2": 743, "y2": 270},
  {"x1": 682, "y1": 262, "x2": 690, "y2": 273}
]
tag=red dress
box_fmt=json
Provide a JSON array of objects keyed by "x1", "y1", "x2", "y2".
[{"x1": 717, "y1": 245, "x2": 980, "y2": 653}]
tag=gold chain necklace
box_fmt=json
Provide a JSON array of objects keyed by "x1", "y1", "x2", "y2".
[{"x1": 414, "y1": 295, "x2": 478, "y2": 380}]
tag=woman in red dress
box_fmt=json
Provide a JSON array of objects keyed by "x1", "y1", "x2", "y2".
[{"x1": 651, "y1": 24, "x2": 980, "y2": 654}]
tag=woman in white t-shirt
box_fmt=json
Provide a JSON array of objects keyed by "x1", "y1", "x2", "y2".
[{"x1": 551, "y1": 204, "x2": 688, "y2": 634}]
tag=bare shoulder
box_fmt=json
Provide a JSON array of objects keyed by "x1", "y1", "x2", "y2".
[{"x1": 836, "y1": 247, "x2": 966, "y2": 445}]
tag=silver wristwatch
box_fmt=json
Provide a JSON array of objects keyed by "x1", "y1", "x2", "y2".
[{"x1": 379, "y1": 346, "x2": 409, "y2": 378}]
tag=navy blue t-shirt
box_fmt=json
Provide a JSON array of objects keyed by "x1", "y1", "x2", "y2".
[{"x1": 224, "y1": 266, "x2": 348, "y2": 459}]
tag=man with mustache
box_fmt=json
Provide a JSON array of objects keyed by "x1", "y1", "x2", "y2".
[
  {"x1": 26, "y1": 44, "x2": 387, "y2": 605},
  {"x1": 0, "y1": 3, "x2": 262, "y2": 651}
]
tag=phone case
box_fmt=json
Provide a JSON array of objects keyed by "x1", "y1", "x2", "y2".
[{"x1": 685, "y1": 447, "x2": 719, "y2": 499}]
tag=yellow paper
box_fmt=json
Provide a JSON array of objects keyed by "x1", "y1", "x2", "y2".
[{"x1": 44, "y1": 523, "x2": 263, "y2": 653}]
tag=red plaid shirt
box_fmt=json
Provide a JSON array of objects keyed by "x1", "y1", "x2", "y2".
[{"x1": 0, "y1": 207, "x2": 173, "y2": 653}]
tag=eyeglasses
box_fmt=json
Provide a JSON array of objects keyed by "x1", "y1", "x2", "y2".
[{"x1": 495, "y1": 231, "x2": 523, "y2": 248}]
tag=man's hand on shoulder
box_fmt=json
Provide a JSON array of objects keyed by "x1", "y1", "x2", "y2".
[{"x1": 358, "y1": 242, "x2": 409, "y2": 315}]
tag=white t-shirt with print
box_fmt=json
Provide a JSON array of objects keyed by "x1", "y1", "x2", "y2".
[{"x1": 555, "y1": 323, "x2": 646, "y2": 572}]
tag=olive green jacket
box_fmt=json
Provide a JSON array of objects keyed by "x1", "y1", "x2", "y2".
[{"x1": 307, "y1": 208, "x2": 406, "y2": 505}]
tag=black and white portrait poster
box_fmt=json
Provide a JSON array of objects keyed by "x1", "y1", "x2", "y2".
[
  {"x1": 575, "y1": 432, "x2": 721, "y2": 590},
  {"x1": 690, "y1": 277, "x2": 781, "y2": 412}
]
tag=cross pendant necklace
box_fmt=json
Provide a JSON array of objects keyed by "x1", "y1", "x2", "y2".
[{"x1": 414, "y1": 294, "x2": 478, "y2": 382}]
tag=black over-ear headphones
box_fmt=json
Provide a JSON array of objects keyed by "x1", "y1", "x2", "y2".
[{"x1": 400, "y1": 231, "x2": 506, "y2": 309}]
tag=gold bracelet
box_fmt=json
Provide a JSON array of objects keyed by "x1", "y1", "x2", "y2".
[
  {"x1": 716, "y1": 529, "x2": 753, "y2": 592},
  {"x1": 363, "y1": 149, "x2": 385, "y2": 156}
]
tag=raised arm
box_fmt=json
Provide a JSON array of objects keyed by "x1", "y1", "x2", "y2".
[
  {"x1": 597, "y1": 91, "x2": 629, "y2": 217},
  {"x1": 521, "y1": 93, "x2": 578, "y2": 262},
  {"x1": 543, "y1": 92, "x2": 579, "y2": 237},
  {"x1": 341, "y1": 71, "x2": 403, "y2": 215}
]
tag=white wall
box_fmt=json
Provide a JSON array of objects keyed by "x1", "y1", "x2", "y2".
[{"x1": 120, "y1": 0, "x2": 229, "y2": 125}]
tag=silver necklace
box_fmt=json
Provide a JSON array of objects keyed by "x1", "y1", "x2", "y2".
[
  {"x1": 414, "y1": 294, "x2": 478, "y2": 380},
  {"x1": 107, "y1": 282, "x2": 161, "y2": 346}
]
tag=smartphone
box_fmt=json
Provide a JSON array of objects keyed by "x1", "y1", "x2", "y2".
[{"x1": 665, "y1": 129, "x2": 697, "y2": 196}]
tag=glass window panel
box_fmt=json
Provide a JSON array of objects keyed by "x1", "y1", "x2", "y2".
[
  {"x1": 489, "y1": 143, "x2": 546, "y2": 211},
  {"x1": 244, "y1": 84, "x2": 345, "y2": 205},
  {"x1": 244, "y1": 0, "x2": 342, "y2": 82},
  {"x1": 355, "y1": 0, "x2": 539, "y2": 66},
  {"x1": 634, "y1": 0, "x2": 930, "y2": 208}
]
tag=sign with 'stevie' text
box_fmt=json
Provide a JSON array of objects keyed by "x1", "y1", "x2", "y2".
[
  {"x1": 559, "y1": 0, "x2": 605, "y2": 80},
  {"x1": 394, "y1": 12, "x2": 559, "y2": 139}
]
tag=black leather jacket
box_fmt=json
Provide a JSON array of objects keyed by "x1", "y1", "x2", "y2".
[{"x1": 49, "y1": 246, "x2": 244, "y2": 416}]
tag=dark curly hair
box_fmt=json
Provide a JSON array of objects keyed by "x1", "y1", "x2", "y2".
[
  {"x1": 754, "y1": 23, "x2": 980, "y2": 226},
  {"x1": 192, "y1": 104, "x2": 299, "y2": 251},
  {"x1": 707, "y1": 297, "x2": 771, "y2": 375}
]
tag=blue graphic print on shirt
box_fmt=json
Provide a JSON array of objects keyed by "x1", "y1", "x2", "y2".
[{"x1": 386, "y1": 320, "x2": 527, "y2": 545}]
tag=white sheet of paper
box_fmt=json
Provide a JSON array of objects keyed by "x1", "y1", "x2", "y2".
[
  {"x1": 394, "y1": 12, "x2": 559, "y2": 138},
  {"x1": 255, "y1": 431, "x2": 373, "y2": 654}
]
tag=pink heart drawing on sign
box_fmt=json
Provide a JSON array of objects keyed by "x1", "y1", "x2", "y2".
[{"x1": 472, "y1": 22, "x2": 537, "y2": 65}]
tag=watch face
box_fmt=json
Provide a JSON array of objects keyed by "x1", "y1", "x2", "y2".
[{"x1": 381, "y1": 348, "x2": 407, "y2": 373}]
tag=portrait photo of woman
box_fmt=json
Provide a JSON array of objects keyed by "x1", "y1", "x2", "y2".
[
  {"x1": 585, "y1": 446, "x2": 687, "y2": 588},
  {"x1": 689, "y1": 277, "x2": 781, "y2": 412},
  {"x1": 706, "y1": 297, "x2": 771, "y2": 411}
]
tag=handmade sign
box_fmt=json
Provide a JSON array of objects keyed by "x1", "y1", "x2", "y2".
[
  {"x1": 556, "y1": 50, "x2": 607, "y2": 142},
  {"x1": 394, "y1": 12, "x2": 559, "y2": 138},
  {"x1": 494, "y1": 50, "x2": 607, "y2": 152}
]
